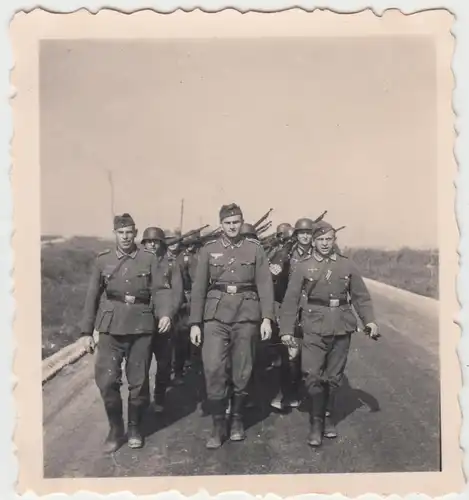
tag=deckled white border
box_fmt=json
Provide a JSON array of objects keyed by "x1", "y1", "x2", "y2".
[{"x1": 2, "y1": 1, "x2": 467, "y2": 500}]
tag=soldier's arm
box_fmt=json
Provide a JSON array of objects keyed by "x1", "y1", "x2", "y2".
[
  {"x1": 255, "y1": 245, "x2": 275, "y2": 321},
  {"x1": 348, "y1": 261, "x2": 376, "y2": 325},
  {"x1": 189, "y1": 246, "x2": 210, "y2": 325},
  {"x1": 279, "y1": 265, "x2": 305, "y2": 336},
  {"x1": 80, "y1": 258, "x2": 104, "y2": 335}
]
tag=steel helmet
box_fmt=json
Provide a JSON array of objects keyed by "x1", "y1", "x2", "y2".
[
  {"x1": 141, "y1": 227, "x2": 166, "y2": 243},
  {"x1": 294, "y1": 218, "x2": 315, "y2": 232},
  {"x1": 240, "y1": 223, "x2": 258, "y2": 238}
]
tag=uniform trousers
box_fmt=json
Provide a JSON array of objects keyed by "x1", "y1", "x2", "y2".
[
  {"x1": 202, "y1": 320, "x2": 259, "y2": 414},
  {"x1": 302, "y1": 332, "x2": 351, "y2": 417},
  {"x1": 152, "y1": 330, "x2": 173, "y2": 400},
  {"x1": 95, "y1": 333, "x2": 153, "y2": 423}
]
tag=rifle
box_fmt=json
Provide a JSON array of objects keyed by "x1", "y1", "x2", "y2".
[
  {"x1": 256, "y1": 221, "x2": 272, "y2": 236},
  {"x1": 253, "y1": 208, "x2": 274, "y2": 229},
  {"x1": 313, "y1": 210, "x2": 328, "y2": 223},
  {"x1": 166, "y1": 224, "x2": 210, "y2": 246}
]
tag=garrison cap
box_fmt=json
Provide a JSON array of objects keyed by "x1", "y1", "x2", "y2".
[
  {"x1": 114, "y1": 213, "x2": 135, "y2": 230},
  {"x1": 313, "y1": 220, "x2": 335, "y2": 239},
  {"x1": 219, "y1": 203, "x2": 243, "y2": 222}
]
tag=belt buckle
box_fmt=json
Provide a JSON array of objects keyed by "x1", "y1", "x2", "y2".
[
  {"x1": 125, "y1": 294, "x2": 136, "y2": 304},
  {"x1": 226, "y1": 284, "x2": 238, "y2": 294},
  {"x1": 329, "y1": 298, "x2": 340, "y2": 308}
]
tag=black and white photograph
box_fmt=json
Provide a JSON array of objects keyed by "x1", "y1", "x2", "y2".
[{"x1": 10, "y1": 8, "x2": 461, "y2": 497}]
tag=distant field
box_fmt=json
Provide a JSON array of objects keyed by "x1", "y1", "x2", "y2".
[{"x1": 41, "y1": 236, "x2": 439, "y2": 359}]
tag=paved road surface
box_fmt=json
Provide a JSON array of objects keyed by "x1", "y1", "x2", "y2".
[{"x1": 43, "y1": 286, "x2": 440, "y2": 477}]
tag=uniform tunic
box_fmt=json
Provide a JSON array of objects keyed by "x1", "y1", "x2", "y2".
[
  {"x1": 189, "y1": 235, "x2": 275, "y2": 409},
  {"x1": 279, "y1": 251, "x2": 375, "y2": 393},
  {"x1": 80, "y1": 245, "x2": 177, "y2": 421}
]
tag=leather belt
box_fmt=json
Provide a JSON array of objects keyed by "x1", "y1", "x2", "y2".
[
  {"x1": 106, "y1": 293, "x2": 151, "y2": 305},
  {"x1": 211, "y1": 283, "x2": 257, "y2": 294},
  {"x1": 307, "y1": 298, "x2": 349, "y2": 308}
]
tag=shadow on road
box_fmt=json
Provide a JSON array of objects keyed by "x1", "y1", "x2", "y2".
[{"x1": 297, "y1": 375, "x2": 381, "y2": 423}]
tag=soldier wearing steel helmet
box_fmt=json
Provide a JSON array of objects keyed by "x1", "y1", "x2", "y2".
[
  {"x1": 269, "y1": 218, "x2": 315, "y2": 411},
  {"x1": 189, "y1": 203, "x2": 274, "y2": 449},
  {"x1": 78, "y1": 214, "x2": 175, "y2": 452},
  {"x1": 149, "y1": 228, "x2": 185, "y2": 412},
  {"x1": 279, "y1": 220, "x2": 379, "y2": 447},
  {"x1": 141, "y1": 226, "x2": 166, "y2": 255},
  {"x1": 240, "y1": 223, "x2": 259, "y2": 240}
]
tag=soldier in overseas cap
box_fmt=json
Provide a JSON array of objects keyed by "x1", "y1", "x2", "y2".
[
  {"x1": 190, "y1": 203, "x2": 274, "y2": 449},
  {"x1": 279, "y1": 220, "x2": 379, "y2": 447},
  {"x1": 79, "y1": 213, "x2": 178, "y2": 453}
]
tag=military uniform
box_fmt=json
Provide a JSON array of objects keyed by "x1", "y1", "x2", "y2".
[
  {"x1": 151, "y1": 248, "x2": 184, "y2": 405},
  {"x1": 172, "y1": 248, "x2": 199, "y2": 380},
  {"x1": 190, "y1": 215, "x2": 274, "y2": 445},
  {"x1": 81, "y1": 219, "x2": 175, "y2": 450},
  {"x1": 279, "y1": 234, "x2": 375, "y2": 445}
]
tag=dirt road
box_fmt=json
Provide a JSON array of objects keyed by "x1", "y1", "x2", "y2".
[{"x1": 43, "y1": 284, "x2": 440, "y2": 477}]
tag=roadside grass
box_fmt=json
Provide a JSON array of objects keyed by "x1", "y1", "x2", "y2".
[{"x1": 41, "y1": 237, "x2": 439, "y2": 359}]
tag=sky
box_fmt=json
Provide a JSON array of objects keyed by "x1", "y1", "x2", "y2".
[{"x1": 40, "y1": 37, "x2": 437, "y2": 248}]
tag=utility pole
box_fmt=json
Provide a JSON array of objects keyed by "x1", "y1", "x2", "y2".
[
  {"x1": 106, "y1": 169, "x2": 115, "y2": 218},
  {"x1": 179, "y1": 198, "x2": 185, "y2": 233}
]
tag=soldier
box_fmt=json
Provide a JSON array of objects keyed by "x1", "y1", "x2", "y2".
[
  {"x1": 151, "y1": 232, "x2": 184, "y2": 411},
  {"x1": 141, "y1": 227, "x2": 166, "y2": 256},
  {"x1": 279, "y1": 220, "x2": 379, "y2": 447},
  {"x1": 240, "y1": 223, "x2": 259, "y2": 240},
  {"x1": 79, "y1": 213, "x2": 174, "y2": 452},
  {"x1": 269, "y1": 218, "x2": 315, "y2": 411},
  {"x1": 189, "y1": 203, "x2": 274, "y2": 449}
]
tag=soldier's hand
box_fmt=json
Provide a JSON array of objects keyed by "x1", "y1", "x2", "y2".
[
  {"x1": 288, "y1": 345, "x2": 300, "y2": 360},
  {"x1": 365, "y1": 322, "x2": 380, "y2": 340},
  {"x1": 281, "y1": 334, "x2": 296, "y2": 348},
  {"x1": 190, "y1": 325, "x2": 202, "y2": 347},
  {"x1": 260, "y1": 318, "x2": 272, "y2": 341},
  {"x1": 80, "y1": 335, "x2": 96, "y2": 354},
  {"x1": 158, "y1": 316, "x2": 171, "y2": 333}
]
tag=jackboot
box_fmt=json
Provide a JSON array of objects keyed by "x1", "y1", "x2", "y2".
[
  {"x1": 230, "y1": 394, "x2": 246, "y2": 441},
  {"x1": 127, "y1": 404, "x2": 144, "y2": 449},
  {"x1": 206, "y1": 415, "x2": 227, "y2": 449},
  {"x1": 103, "y1": 405, "x2": 125, "y2": 454},
  {"x1": 307, "y1": 387, "x2": 326, "y2": 447},
  {"x1": 324, "y1": 386, "x2": 338, "y2": 438}
]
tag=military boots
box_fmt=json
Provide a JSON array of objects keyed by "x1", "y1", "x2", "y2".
[
  {"x1": 206, "y1": 415, "x2": 227, "y2": 449},
  {"x1": 230, "y1": 394, "x2": 246, "y2": 441},
  {"x1": 127, "y1": 405, "x2": 144, "y2": 449},
  {"x1": 323, "y1": 386, "x2": 338, "y2": 439},
  {"x1": 103, "y1": 406, "x2": 125, "y2": 454},
  {"x1": 307, "y1": 388, "x2": 326, "y2": 447}
]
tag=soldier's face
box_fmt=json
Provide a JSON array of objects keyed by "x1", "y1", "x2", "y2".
[
  {"x1": 144, "y1": 239, "x2": 161, "y2": 252},
  {"x1": 315, "y1": 231, "x2": 336, "y2": 256},
  {"x1": 115, "y1": 225, "x2": 137, "y2": 251},
  {"x1": 297, "y1": 230, "x2": 313, "y2": 246},
  {"x1": 222, "y1": 215, "x2": 243, "y2": 238},
  {"x1": 169, "y1": 243, "x2": 180, "y2": 253}
]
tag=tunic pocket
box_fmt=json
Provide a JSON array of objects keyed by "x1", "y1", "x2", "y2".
[
  {"x1": 96, "y1": 309, "x2": 114, "y2": 332},
  {"x1": 339, "y1": 305, "x2": 358, "y2": 332},
  {"x1": 135, "y1": 309, "x2": 157, "y2": 333},
  {"x1": 301, "y1": 307, "x2": 325, "y2": 334}
]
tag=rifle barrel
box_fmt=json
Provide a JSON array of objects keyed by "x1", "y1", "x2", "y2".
[{"x1": 253, "y1": 208, "x2": 274, "y2": 229}]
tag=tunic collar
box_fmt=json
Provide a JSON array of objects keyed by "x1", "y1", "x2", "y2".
[
  {"x1": 116, "y1": 246, "x2": 138, "y2": 259},
  {"x1": 313, "y1": 250, "x2": 337, "y2": 262},
  {"x1": 221, "y1": 234, "x2": 244, "y2": 248}
]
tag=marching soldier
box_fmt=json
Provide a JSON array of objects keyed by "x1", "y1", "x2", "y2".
[
  {"x1": 269, "y1": 217, "x2": 315, "y2": 411},
  {"x1": 151, "y1": 232, "x2": 184, "y2": 411},
  {"x1": 240, "y1": 223, "x2": 259, "y2": 240},
  {"x1": 189, "y1": 203, "x2": 274, "y2": 449},
  {"x1": 279, "y1": 220, "x2": 379, "y2": 447},
  {"x1": 79, "y1": 213, "x2": 174, "y2": 452},
  {"x1": 141, "y1": 227, "x2": 166, "y2": 256}
]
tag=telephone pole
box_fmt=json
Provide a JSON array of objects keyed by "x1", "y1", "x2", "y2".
[
  {"x1": 179, "y1": 198, "x2": 185, "y2": 233},
  {"x1": 106, "y1": 169, "x2": 115, "y2": 218}
]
